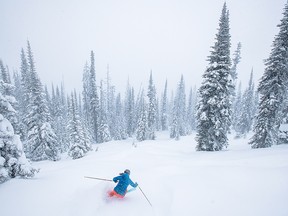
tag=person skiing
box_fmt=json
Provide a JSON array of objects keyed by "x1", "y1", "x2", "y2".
[{"x1": 108, "y1": 169, "x2": 138, "y2": 198}]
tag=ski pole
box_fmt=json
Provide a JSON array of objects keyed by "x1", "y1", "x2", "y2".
[
  {"x1": 138, "y1": 185, "x2": 153, "y2": 207},
  {"x1": 84, "y1": 176, "x2": 113, "y2": 182}
]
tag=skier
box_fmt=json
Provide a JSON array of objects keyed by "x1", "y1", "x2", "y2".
[{"x1": 108, "y1": 169, "x2": 138, "y2": 198}]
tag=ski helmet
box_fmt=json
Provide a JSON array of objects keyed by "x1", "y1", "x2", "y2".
[{"x1": 124, "y1": 169, "x2": 130, "y2": 175}]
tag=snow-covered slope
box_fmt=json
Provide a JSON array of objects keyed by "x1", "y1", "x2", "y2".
[{"x1": 1, "y1": 132, "x2": 288, "y2": 216}]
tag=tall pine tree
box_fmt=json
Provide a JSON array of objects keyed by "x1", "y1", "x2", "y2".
[
  {"x1": 136, "y1": 90, "x2": 148, "y2": 141},
  {"x1": 85, "y1": 51, "x2": 100, "y2": 143},
  {"x1": 50, "y1": 84, "x2": 69, "y2": 152},
  {"x1": 249, "y1": 2, "x2": 288, "y2": 148},
  {"x1": 160, "y1": 80, "x2": 168, "y2": 131},
  {"x1": 187, "y1": 86, "x2": 197, "y2": 133},
  {"x1": 24, "y1": 41, "x2": 60, "y2": 161},
  {"x1": 147, "y1": 72, "x2": 157, "y2": 140},
  {"x1": 236, "y1": 70, "x2": 255, "y2": 138},
  {"x1": 16, "y1": 49, "x2": 30, "y2": 141},
  {"x1": 113, "y1": 93, "x2": 127, "y2": 140},
  {"x1": 196, "y1": 3, "x2": 232, "y2": 151},
  {"x1": 170, "y1": 75, "x2": 187, "y2": 140},
  {"x1": 98, "y1": 80, "x2": 111, "y2": 143},
  {"x1": 232, "y1": 82, "x2": 243, "y2": 136},
  {"x1": 68, "y1": 92, "x2": 91, "y2": 159},
  {"x1": 125, "y1": 81, "x2": 135, "y2": 137}
]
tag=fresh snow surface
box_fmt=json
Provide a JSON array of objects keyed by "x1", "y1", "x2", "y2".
[{"x1": 1, "y1": 132, "x2": 288, "y2": 216}]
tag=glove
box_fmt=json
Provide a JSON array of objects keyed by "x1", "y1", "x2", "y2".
[
  {"x1": 113, "y1": 179, "x2": 118, "y2": 183},
  {"x1": 135, "y1": 182, "x2": 138, "y2": 187}
]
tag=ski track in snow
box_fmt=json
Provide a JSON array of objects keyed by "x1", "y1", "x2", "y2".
[{"x1": 1, "y1": 132, "x2": 288, "y2": 216}]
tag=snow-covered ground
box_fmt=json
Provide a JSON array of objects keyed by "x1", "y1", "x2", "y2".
[{"x1": 1, "y1": 132, "x2": 288, "y2": 216}]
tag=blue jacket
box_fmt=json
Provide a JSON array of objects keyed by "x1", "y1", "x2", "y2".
[{"x1": 113, "y1": 173, "x2": 138, "y2": 196}]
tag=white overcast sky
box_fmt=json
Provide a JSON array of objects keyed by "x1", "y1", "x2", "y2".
[{"x1": 0, "y1": 0, "x2": 286, "y2": 95}]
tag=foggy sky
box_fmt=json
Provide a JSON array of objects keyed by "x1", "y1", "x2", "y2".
[{"x1": 0, "y1": 0, "x2": 286, "y2": 95}]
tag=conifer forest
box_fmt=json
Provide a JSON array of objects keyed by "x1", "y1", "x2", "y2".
[{"x1": 1, "y1": 2, "x2": 288, "y2": 184}]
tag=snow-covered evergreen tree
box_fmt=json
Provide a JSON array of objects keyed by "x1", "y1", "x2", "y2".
[
  {"x1": 97, "y1": 80, "x2": 111, "y2": 143},
  {"x1": 44, "y1": 85, "x2": 52, "y2": 115},
  {"x1": 147, "y1": 72, "x2": 157, "y2": 140},
  {"x1": 60, "y1": 83, "x2": 70, "y2": 151},
  {"x1": 236, "y1": 70, "x2": 255, "y2": 138},
  {"x1": 233, "y1": 82, "x2": 243, "y2": 136},
  {"x1": 168, "y1": 90, "x2": 175, "y2": 128},
  {"x1": 230, "y1": 42, "x2": 241, "y2": 83},
  {"x1": 24, "y1": 41, "x2": 60, "y2": 161},
  {"x1": 50, "y1": 84, "x2": 69, "y2": 152},
  {"x1": 13, "y1": 71, "x2": 26, "y2": 139},
  {"x1": 68, "y1": 92, "x2": 91, "y2": 159},
  {"x1": 136, "y1": 90, "x2": 148, "y2": 141},
  {"x1": 105, "y1": 66, "x2": 116, "y2": 139},
  {"x1": 124, "y1": 81, "x2": 135, "y2": 137},
  {"x1": 230, "y1": 43, "x2": 242, "y2": 127},
  {"x1": 19, "y1": 47, "x2": 31, "y2": 142},
  {"x1": 170, "y1": 75, "x2": 187, "y2": 139},
  {"x1": 15, "y1": 49, "x2": 30, "y2": 141},
  {"x1": 82, "y1": 62, "x2": 90, "y2": 131},
  {"x1": 0, "y1": 90, "x2": 38, "y2": 183},
  {"x1": 160, "y1": 80, "x2": 168, "y2": 131},
  {"x1": 187, "y1": 86, "x2": 197, "y2": 133},
  {"x1": 155, "y1": 98, "x2": 160, "y2": 131},
  {"x1": 196, "y1": 3, "x2": 232, "y2": 151},
  {"x1": 113, "y1": 93, "x2": 127, "y2": 140},
  {"x1": 178, "y1": 75, "x2": 187, "y2": 136},
  {"x1": 170, "y1": 111, "x2": 180, "y2": 140},
  {"x1": 252, "y1": 89, "x2": 259, "y2": 122},
  {"x1": 84, "y1": 51, "x2": 100, "y2": 143},
  {"x1": 90, "y1": 52, "x2": 100, "y2": 142},
  {"x1": 134, "y1": 87, "x2": 143, "y2": 130},
  {"x1": 0, "y1": 60, "x2": 18, "y2": 134},
  {"x1": 249, "y1": 2, "x2": 288, "y2": 148},
  {"x1": 0, "y1": 60, "x2": 12, "y2": 95}
]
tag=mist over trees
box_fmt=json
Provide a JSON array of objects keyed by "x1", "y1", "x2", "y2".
[{"x1": 0, "y1": 1, "x2": 288, "y2": 184}]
